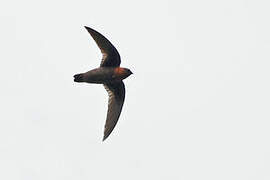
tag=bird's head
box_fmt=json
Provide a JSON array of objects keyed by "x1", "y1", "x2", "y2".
[
  {"x1": 114, "y1": 67, "x2": 133, "y2": 80},
  {"x1": 125, "y1": 68, "x2": 133, "y2": 77}
]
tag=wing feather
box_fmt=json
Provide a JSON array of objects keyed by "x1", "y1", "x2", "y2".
[
  {"x1": 103, "y1": 82, "x2": 125, "y2": 141},
  {"x1": 84, "y1": 26, "x2": 121, "y2": 67}
]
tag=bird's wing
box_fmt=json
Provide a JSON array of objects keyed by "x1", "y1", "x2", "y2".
[
  {"x1": 103, "y1": 81, "x2": 125, "y2": 141},
  {"x1": 84, "y1": 26, "x2": 121, "y2": 67}
]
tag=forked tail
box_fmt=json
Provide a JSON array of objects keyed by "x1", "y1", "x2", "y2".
[{"x1": 73, "y1": 73, "x2": 85, "y2": 82}]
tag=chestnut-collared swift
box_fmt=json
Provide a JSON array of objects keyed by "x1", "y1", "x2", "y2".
[{"x1": 74, "y1": 26, "x2": 132, "y2": 141}]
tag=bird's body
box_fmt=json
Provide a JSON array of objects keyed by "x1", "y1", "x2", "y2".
[
  {"x1": 74, "y1": 67, "x2": 131, "y2": 84},
  {"x1": 74, "y1": 26, "x2": 132, "y2": 141}
]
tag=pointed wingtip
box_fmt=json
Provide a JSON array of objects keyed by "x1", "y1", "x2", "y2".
[
  {"x1": 102, "y1": 135, "x2": 108, "y2": 142},
  {"x1": 84, "y1": 26, "x2": 90, "y2": 30},
  {"x1": 84, "y1": 26, "x2": 97, "y2": 35},
  {"x1": 103, "y1": 130, "x2": 113, "y2": 141}
]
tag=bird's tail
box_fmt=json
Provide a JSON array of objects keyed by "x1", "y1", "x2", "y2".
[{"x1": 73, "y1": 73, "x2": 85, "y2": 82}]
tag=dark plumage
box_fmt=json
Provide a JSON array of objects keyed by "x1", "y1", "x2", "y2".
[{"x1": 74, "y1": 26, "x2": 132, "y2": 141}]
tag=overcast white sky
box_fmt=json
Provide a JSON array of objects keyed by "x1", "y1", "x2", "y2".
[{"x1": 0, "y1": 0, "x2": 270, "y2": 179}]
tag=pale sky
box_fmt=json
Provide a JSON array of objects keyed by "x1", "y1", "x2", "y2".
[{"x1": 0, "y1": 0, "x2": 270, "y2": 179}]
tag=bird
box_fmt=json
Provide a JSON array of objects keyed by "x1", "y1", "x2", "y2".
[{"x1": 74, "y1": 26, "x2": 132, "y2": 141}]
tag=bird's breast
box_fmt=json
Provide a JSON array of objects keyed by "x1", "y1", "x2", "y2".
[
  {"x1": 113, "y1": 67, "x2": 126, "y2": 78},
  {"x1": 84, "y1": 67, "x2": 125, "y2": 84}
]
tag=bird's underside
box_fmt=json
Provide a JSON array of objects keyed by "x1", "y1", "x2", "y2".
[
  {"x1": 74, "y1": 67, "x2": 128, "y2": 84},
  {"x1": 74, "y1": 26, "x2": 132, "y2": 141}
]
